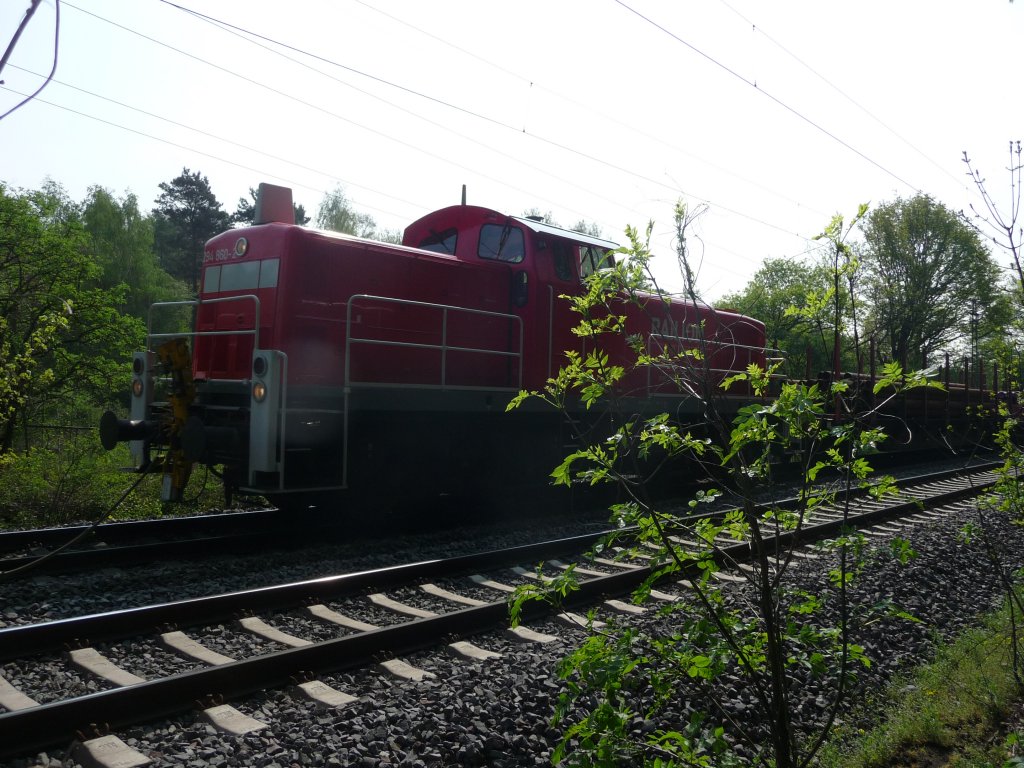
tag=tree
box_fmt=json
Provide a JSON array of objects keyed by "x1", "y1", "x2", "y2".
[
  {"x1": 523, "y1": 207, "x2": 556, "y2": 224},
  {"x1": 316, "y1": 186, "x2": 376, "y2": 237},
  {"x1": 570, "y1": 219, "x2": 604, "y2": 238},
  {"x1": 719, "y1": 258, "x2": 840, "y2": 378},
  {"x1": 523, "y1": 208, "x2": 604, "y2": 238},
  {"x1": 814, "y1": 206, "x2": 869, "y2": 379},
  {"x1": 962, "y1": 143, "x2": 1023, "y2": 303},
  {"x1": 372, "y1": 228, "x2": 403, "y2": 244},
  {"x1": 860, "y1": 194, "x2": 1003, "y2": 370},
  {"x1": 83, "y1": 187, "x2": 187, "y2": 319},
  {"x1": 232, "y1": 186, "x2": 310, "y2": 226},
  {"x1": 0, "y1": 182, "x2": 143, "y2": 450},
  {"x1": 152, "y1": 169, "x2": 231, "y2": 294}
]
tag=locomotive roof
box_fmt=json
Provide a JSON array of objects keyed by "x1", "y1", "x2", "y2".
[
  {"x1": 406, "y1": 203, "x2": 620, "y2": 253},
  {"x1": 509, "y1": 214, "x2": 620, "y2": 251}
]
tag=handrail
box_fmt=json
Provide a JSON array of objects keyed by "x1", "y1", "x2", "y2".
[
  {"x1": 644, "y1": 333, "x2": 782, "y2": 395},
  {"x1": 146, "y1": 294, "x2": 261, "y2": 350},
  {"x1": 344, "y1": 294, "x2": 523, "y2": 390}
]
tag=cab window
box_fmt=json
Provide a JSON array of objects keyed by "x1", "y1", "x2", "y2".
[
  {"x1": 203, "y1": 265, "x2": 221, "y2": 293},
  {"x1": 258, "y1": 258, "x2": 279, "y2": 288},
  {"x1": 418, "y1": 227, "x2": 457, "y2": 254},
  {"x1": 478, "y1": 224, "x2": 525, "y2": 263},
  {"x1": 551, "y1": 240, "x2": 575, "y2": 281},
  {"x1": 579, "y1": 245, "x2": 612, "y2": 278},
  {"x1": 203, "y1": 258, "x2": 279, "y2": 294},
  {"x1": 220, "y1": 260, "x2": 261, "y2": 292}
]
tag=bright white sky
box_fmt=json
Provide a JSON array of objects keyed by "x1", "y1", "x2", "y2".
[{"x1": 1, "y1": 0, "x2": 1021, "y2": 301}]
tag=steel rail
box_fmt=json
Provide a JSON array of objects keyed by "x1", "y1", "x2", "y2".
[
  {"x1": 0, "y1": 509, "x2": 276, "y2": 554},
  {"x1": 0, "y1": 529, "x2": 309, "y2": 576},
  {"x1": 0, "y1": 463, "x2": 1001, "y2": 632}
]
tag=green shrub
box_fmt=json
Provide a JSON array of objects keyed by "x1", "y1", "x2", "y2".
[{"x1": 0, "y1": 439, "x2": 167, "y2": 527}]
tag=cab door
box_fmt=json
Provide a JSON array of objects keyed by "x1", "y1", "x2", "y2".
[{"x1": 531, "y1": 237, "x2": 584, "y2": 382}]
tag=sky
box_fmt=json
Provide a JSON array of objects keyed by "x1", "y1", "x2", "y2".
[{"x1": 1, "y1": 0, "x2": 1022, "y2": 301}]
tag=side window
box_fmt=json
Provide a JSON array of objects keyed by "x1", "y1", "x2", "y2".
[
  {"x1": 578, "y1": 245, "x2": 612, "y2": 279},
  {"x1": 259, "y1": 258, "x2": 279, "y2": 288},
  {"x1": 203, "y1": 265, "x2": 221, "y2": 294},
  {"x1": 418, "y1": 227, "x2": 457, "y2": 254},
  {"x1": 551, "y1": 240, "x2": 575, "y2": 281},
  {"x1": 207, "y1": 259, "x2": 277, "y2": 293},
  {"x1": 478, "y1": 224, "x2": 525, "y2": 263}
]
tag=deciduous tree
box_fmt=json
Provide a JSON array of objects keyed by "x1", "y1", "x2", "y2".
[
  {"x1": 508, "y1": 203, "x2": 925, "y2": 767},
  {"x1": 962, "y1": 143, "x2": 1023, "y2": 302},
  {"x1": 0, "y1": 183, "x2": 143, "y2": 450},
  {"x1": 523, "y1": 208, "x2": 604, "y2": 238},
  {"x1": 719, "y1": 258, "x2": 840, "y2": 377},
  {"x1": 860, "y1": 194, "x2": 1003, "y2": 369},
  {"x1": 316, "y1": 186, "x2": 376, "y2": 237},
  {"x1": 83, "y1": 186, "x2": 186, "y2": 319},
  {"x1": 570, "y1": 219, "x2": 603, "y2": 238}
]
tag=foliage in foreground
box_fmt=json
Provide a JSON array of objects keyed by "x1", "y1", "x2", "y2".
[{"x1": 507, "y1": 204, "x2": 942, "y2": 767}]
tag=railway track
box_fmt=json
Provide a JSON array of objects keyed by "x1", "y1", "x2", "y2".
[
  {"x1": 0, "y1": 509, "x2": 287, "y2": 575},
  {"x1": 0, "y1": 464, "x2": 1003, "y2": 763},
  {"x1": 0, "y1": 503, "x2": 411, "y2": 578},
  {"x1": 0, "y1": 460, "x2": 1000, "y2": 580}
]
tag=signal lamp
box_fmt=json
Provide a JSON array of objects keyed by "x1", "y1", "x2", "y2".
[
  {"x1": 253, "y1": 356, "x2": 268, "y2": 377},
  {"x1": 234, "y1": 237, "x2": 248, "y2": 257},
  {"x1": 132, "y1": 379, "x2": 144, "y2": 398},
  {"x1": 252, "y1": 381, "x2": 268, "y2": 403}
]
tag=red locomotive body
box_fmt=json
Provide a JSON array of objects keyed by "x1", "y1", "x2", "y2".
[{"x1": 101, "y1": 184, "x2": 768, "y2": 510}]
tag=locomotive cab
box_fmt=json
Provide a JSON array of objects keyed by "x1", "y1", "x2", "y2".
[{"x1": 404, "y1": 205, "x2": 622, "y2": 382}]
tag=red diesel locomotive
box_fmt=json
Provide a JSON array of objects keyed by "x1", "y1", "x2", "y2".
[{"x1": 100, "y1": 184, "x2": 768, "y2": 510}]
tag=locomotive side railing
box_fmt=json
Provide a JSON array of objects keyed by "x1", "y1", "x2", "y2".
[
  {"x1": 343, "y1": 294, "x2": 524, "y2": 390},
  {"x1": 139, "y1": 295, "x2": 261, "y2": 416},
  {"x1": 644, "y1": 333, "x2": 783, "y2": 396},
  {"x1": 146, "y1": 294, "x2": 261, "y2": 368}
]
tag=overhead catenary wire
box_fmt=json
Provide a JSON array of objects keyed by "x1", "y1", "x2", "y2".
[
  {"x1": 0, "y1": 83, "x2": 414, "y2": 225},
  {"x1": 611, "y1": 0, "x2": 923, "y2": 195},
  {"x1": 714, "y1": 0, "x2": 965, "y2": 190},
  {"x1": 5, "y1": 63, "x2": 424, "y2": 213},
  {"x1": 3, "y1": 0, "x2": 897, "y2": 296},
  {"x1": 0, "y1": 0, "x2": 58, "y2": 121},
  {"x1": 60, "y1": 1, "x2": 632, "y2": 230},
  {"x1": 148, "y1": 4, "x2": 649, "y2": 225},
  {"x1": 0, "y1": 0, "x2": 43, "y2": 81},
  {"x1": 147, "y1": 0, "x2": 819, "y2": 245},
  {"x1": 348, "y1": 0, "x2": 833, "y2": 223},
  {"x1": 56, "y1": 0, "x2": 823, "y2": 249}
]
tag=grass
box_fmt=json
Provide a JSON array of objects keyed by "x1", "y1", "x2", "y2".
[
  {"x1": 0, "y1": 440, "x2": 234, "y2": 529},
  {"x1": 818, "y1": 603, "x2": 1024, "y2": 768}
]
